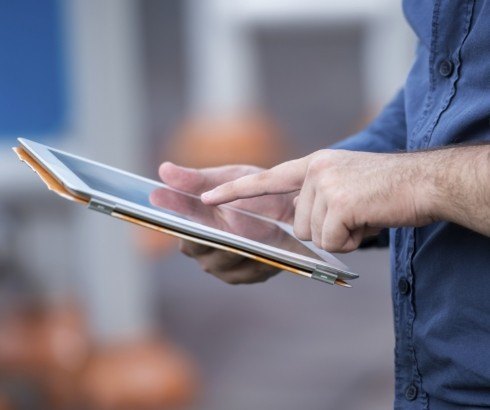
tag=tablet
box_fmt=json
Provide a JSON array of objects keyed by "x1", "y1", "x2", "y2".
[{"x1": 15, "y1": 138, "x2": 359, "y2": 287}]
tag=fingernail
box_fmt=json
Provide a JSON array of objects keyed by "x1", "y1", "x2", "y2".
[{"x1": 161, "y1": 161, "x2": 174, "y2": 168}]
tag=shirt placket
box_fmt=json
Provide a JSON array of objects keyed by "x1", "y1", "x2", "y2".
[
  {"x1": 393, "y1": 227, "x2": 427, "y2": 409},
  {"x1": 394, "y1": 1, "x2": 475, "y2": 408}
]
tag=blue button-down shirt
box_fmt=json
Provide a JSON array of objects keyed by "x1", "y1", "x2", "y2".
[{"x1": 334, "y1": 1, "x2": 490, "y2": 408}]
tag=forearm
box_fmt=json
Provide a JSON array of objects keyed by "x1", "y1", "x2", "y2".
[{"x1": 421, "y1": 144, "x2": 490, "y2": 236}]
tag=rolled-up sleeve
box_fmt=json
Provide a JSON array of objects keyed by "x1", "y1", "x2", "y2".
[{"x1": 331, "y1": 88, "x2": 407, "y2": 153}]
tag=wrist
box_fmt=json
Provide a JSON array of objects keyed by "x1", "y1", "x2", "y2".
[
  {"x1": 411, "y1": 147, "x2": 474, "y2": 225},
  {"x1": 405, "y1": 150, "x2": 448, "y2": 225}
]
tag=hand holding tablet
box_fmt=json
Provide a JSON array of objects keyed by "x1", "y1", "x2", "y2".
[{"x1": 154, "y1": 163, "x2": 298, "y2": 284}]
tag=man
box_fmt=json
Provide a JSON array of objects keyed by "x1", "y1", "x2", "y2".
[{"x1": 155, "y1": 1, "x2": 490, "y2": 409}]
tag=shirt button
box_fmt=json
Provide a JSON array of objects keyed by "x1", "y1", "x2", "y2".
[
  {"x1": 398, "y1": 277, "x2": 410, "y2": 295},
  {"x1": 405, "y1": 384, "x2": 418, "y2": 401},
  {"x1": 439, "y1": 59, "x2": 454, "y2": 77}
]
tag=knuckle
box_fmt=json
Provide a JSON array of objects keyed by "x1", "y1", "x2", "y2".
[
  {"x1": 255, "y1": 171, "x2": 271, "y2": 189},
  {"x1": 293, "y1": 224, "x2": 310, "y2": 241},
  {"x1": 200, "y1": 261, "x2": 213, "y2": 273},
  {"x1": 308, "y1": 150, "x2": 335, "y2": 174},
  {"x1": 321, "y1": 232, "x2": 340, "y2": 252},
  {"x1": 228, "y1": 179, "x2": 238, "y2": 192},
  {"x1": 318, "y1": 177, "x2": 333, "y2": 192},
  {"x1": 342, "y1": 243, "x2": 357, "y2": 253},
  {"x1": 321, "y1": 240, "x2": 338, "y2": 253},
  {"x1": 307, "y1": 157, "x2": 325, "y2": 177},
  {"x1": 337, "y1": 239, "x2": 356, "y2": 253},
  {"x1": 345, "y1": 233, "x2": 363, "y2": 252},
  {"x1": 331, "y1": 191, "x2": 351, "y2": 209},
  {"x1": 312, "y1": 236, "x2": 322, "y2": 249},
  {"x1": 225, "y1": 275, "x2": 243, "y2": 285},
  {"x1": 200, "y1": 257, "x2": 217, "y2": 274},
  {"x1": 256, "y1": 171, "x2": 268, "y2": 182}
]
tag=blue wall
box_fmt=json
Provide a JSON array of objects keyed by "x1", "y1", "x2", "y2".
[{"x1": 0, "y1": 0, "x2": 68, "y2": 141}]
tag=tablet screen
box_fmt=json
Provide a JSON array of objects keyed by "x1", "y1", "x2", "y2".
[{"x1": 50, "y1": 149, "x2": 346, "y2": 269}]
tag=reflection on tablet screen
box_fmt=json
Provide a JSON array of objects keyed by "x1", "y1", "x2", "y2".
[{"x1": 51, "y1": 150, "x2": 345, "y2": 268}]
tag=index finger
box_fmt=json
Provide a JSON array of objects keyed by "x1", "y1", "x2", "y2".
[{"x1": 201, "y1": 157, "x2": 309, "y2": 205}]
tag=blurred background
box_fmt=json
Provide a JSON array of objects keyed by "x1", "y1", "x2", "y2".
[{"x1": 0, "y1": 0, "x2": 415, "y2": 409}]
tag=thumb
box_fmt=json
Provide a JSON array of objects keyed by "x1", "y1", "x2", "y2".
[
  {"x1": 159, "y1": 162, "x2": 260, "y2": 195},
  {"x1": 321, "y1": 213, "x2": 364, "y2": 253},
  {"x1": 159, "y1": 162, "x2": 206, "y2": 193}
]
